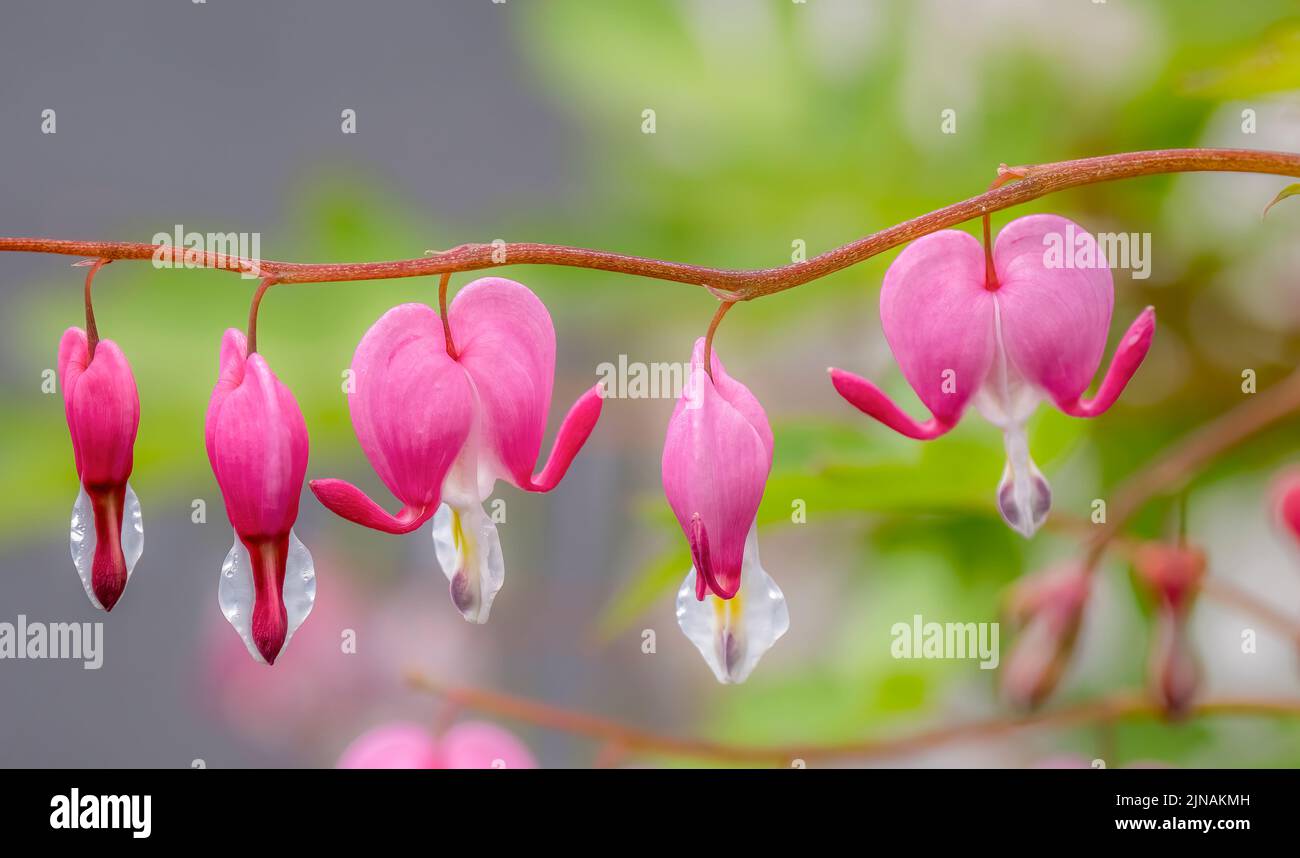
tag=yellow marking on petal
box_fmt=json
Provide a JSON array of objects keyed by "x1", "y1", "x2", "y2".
[
  {"x1": 451, "y1": 508, "x2": 464, "y2": 553},
  {"x1": 711, "y1": 592, "x2": 743, "y2": 626}
]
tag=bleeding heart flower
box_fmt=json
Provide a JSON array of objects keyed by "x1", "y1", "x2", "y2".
[
  {"x1": 830, "y1": 214, "x2": 1155, "y2": 537},
  {"x1": 310, "y1": 277, "x2": 603, "y2": 624},
  {"x1": 205, "y1": 329, "x2": 315, "y2": 665},
  {"x1": 663, "y1": 338, "x2": 788, "y2": 684},
  {"x1": 337, "y1": 720, "x2": 537, "y2": 769},
  {"x1": 59, "y1": 328, "x2": 143, "y2": 611}
]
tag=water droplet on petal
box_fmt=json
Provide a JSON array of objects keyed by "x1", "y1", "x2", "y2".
[{"x1": 69, "y1": 482, "x2": 144, "y2": 611}]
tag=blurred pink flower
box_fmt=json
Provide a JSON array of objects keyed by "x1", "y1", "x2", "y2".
[
  {"x1": 1002, "y1": 563, "x2": 1091, "y2": 709},
  {"x1": 337, "y1": 721, "x2": 537, "y2": 769}
]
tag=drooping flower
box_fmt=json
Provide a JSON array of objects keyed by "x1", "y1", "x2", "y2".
[
  {"x1": 310, "y1": 277, "x2": 603, "y2": 624},
  {"x1": 1001, "y1": 563, "x2": 1090, "y2": 709},
  {"x1": 205, "y1": 328, "x2": 315, "y2": 665},
  {"x1": 59, "y1": 328, "x2": 143, "y2": 611},
  {"x1": 830, "y1": 214, "x2": 1155, "y2": 537},
  {"x1": 337, "y1": 720, "x2": 537, "y2": 769},
  {"x1": 663, "y1": 338, "x2": 788, "y2": 684},
  {"x1": 1133, "y1": 543, "x2": 1204, "y2": 717}
]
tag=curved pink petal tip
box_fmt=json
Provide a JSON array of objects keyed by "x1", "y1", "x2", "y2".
[
  {"x1": 526, "y1": 383, "x2": 604, "y2": 492},
  {"x1": 308, "y1": 479, "x2": 435, "y2": 534},
  {"x1": 1055, "y1": 307, "x2": 1155, "y2": 418},
  {"x1": 828, "y1": 367, "x2": 953, "y2": 440}
]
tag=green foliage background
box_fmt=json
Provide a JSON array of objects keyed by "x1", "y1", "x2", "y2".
[{"x1": 6, "y1": 0, "x2": 1300, "y2": 766}]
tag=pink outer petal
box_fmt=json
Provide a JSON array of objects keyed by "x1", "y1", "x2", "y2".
[
  {"x1": 58, "y1": 328, "x2": 140, "y2": 486},
  {"x1": 1055, "y1": 307, "x2": 1155, "y2": 418},
  {"x1": 525, "y1": 383, "x2": 604, "y2": 492},
  {"x1": 312, "y1": 303, "x2": 474, "y2": 531},
  {"x1": 879, "y1": 229, "x2": 996, "y2": 425},
  {"x1": 828, "y1": 368, "x2": 953, "y2": 440},
  {"x1": 204, "y1": 328, "x2": 309, "y2": 538},
  {"x1": 661, "y1": 338, "x2": 772, "y2": 600},
  {"x1": 435, "y1": 721, "x2": 538, "y2": 769},
  {"x1": 993, "y1": 214, "x2": 1115, "y2": 403},
  {"x1": 448, "y1": 277, "x2": 556, "y2": 490},
  {"x1": 337, "y1": 722, "x2": 441, "y2": 769}
]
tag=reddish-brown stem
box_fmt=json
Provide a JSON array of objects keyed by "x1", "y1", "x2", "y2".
[
  {"x1": 702, "y1": 299, "x2": 735, "y2": 381},
  {"x1": 981, "y1": 212, "x2": 998, "y2": 291},
  {"x1": 1083, "y1": 367, "x2": 1300, "y2": 572},
  {"x1": 438, "y1": 272, "x2": 457, "y2": 359},
  {"x1": 246, "y1": 277, "x2": 278, "y2": 355},
  {"x1": 80, "y1": 258, "x2": 111, "y2": 360},
  {"x1": 3, "y1": 149, "x2": 1299, "y2": 297},
  {"x1": 405, "y1": 672, "x2": 1300, "y2": 765}
]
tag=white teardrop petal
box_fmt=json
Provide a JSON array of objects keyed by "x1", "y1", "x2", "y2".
[
  {"x1": 217, "y1": 528, "x2": 316, "y2": 664},
  {"x1": 282, "y1": 529, "x2": 317, "y2": 652},
  {"x1": 995, "y1": 424, "x2": 1052, "y2": 538},
  {"x1": 69, "y1": 482, "x2": 144, "y2": 611},
  {"x1": 432, "y1": 501, "x2": 504, "y2": 624},
  {"x1": 676, "y1": 521, "x2": 788, "y2": 684},
  {"x1": 218, "y1": 532, "x2": 262, "y2": 664}
]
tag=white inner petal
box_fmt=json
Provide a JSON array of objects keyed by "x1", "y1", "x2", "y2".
[
  {"x1": 675, "y1": 521, "x2": 789, "y2": 684},
  {"x1": 69, "y1": 482, "x2": 144, "y2": 611},
  {"x1": 218, "y1": 528, "x2": 317, "y2": 664},
  {"x1": 974, "y1": 297, "x2": 1052, "y2": 538},
  {"x1": 432, "y1": 501, "x2": 504, "y2": 624}
]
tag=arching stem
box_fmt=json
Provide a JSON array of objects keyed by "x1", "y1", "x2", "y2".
[
  {"x1": 246, "y1": 276, "x2": 278, "y2": 355},
  {"x1": 439, "y1": 272, "x2": 457, "y2": 359},
  {"x1": 80, "y1": 258, "x2": 111, "y2": 360},
  {"x1": 702, "y1": 299, "x2": 736, "y2": 381}
]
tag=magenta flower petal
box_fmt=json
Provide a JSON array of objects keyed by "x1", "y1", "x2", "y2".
[
  {"x1": 311, "y1": 303, "x2": 475, "y2": 533},
  {"x1": 828, "y1": 367, "x2": 954, "y2": 440},
  {"x1": 448, "y1": 276, "x2": 603, "y2": 494},
  {"x1": 993, "y1": 214, "x2": 1115, "y2": 404},
  {"x1": 662, "y1": 338, "x2": 772, "y2": 600},
  {"x1": 1055, "y1": 306, "x2": 1156, "y2": 417},
  {"x1": 59, "y1": 327, "x2": 142, "y2": 611},
  {"x1": 205, "y1": 328, "x2": 313, "y2": 665},
  {"x1": 879, "y1": 229, "x2": 997, "y2": 427}
]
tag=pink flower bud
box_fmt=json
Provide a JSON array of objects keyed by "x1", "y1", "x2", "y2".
[
  {"x1": 1133, "y1": 543, "x2": 1205, "y2": 716},
  {"x1": 205, "y1": 329, "x2": 314, "y2": 665},
  {"x1": 1001, "y1": 563, "x2": 1090, "y2": 709},
  {"x1": 59, "y1": 328, "x2": 142, "y2": 611},
  {"x1": 662, "y1": 339, "x2": 788, "y2": 684}
]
